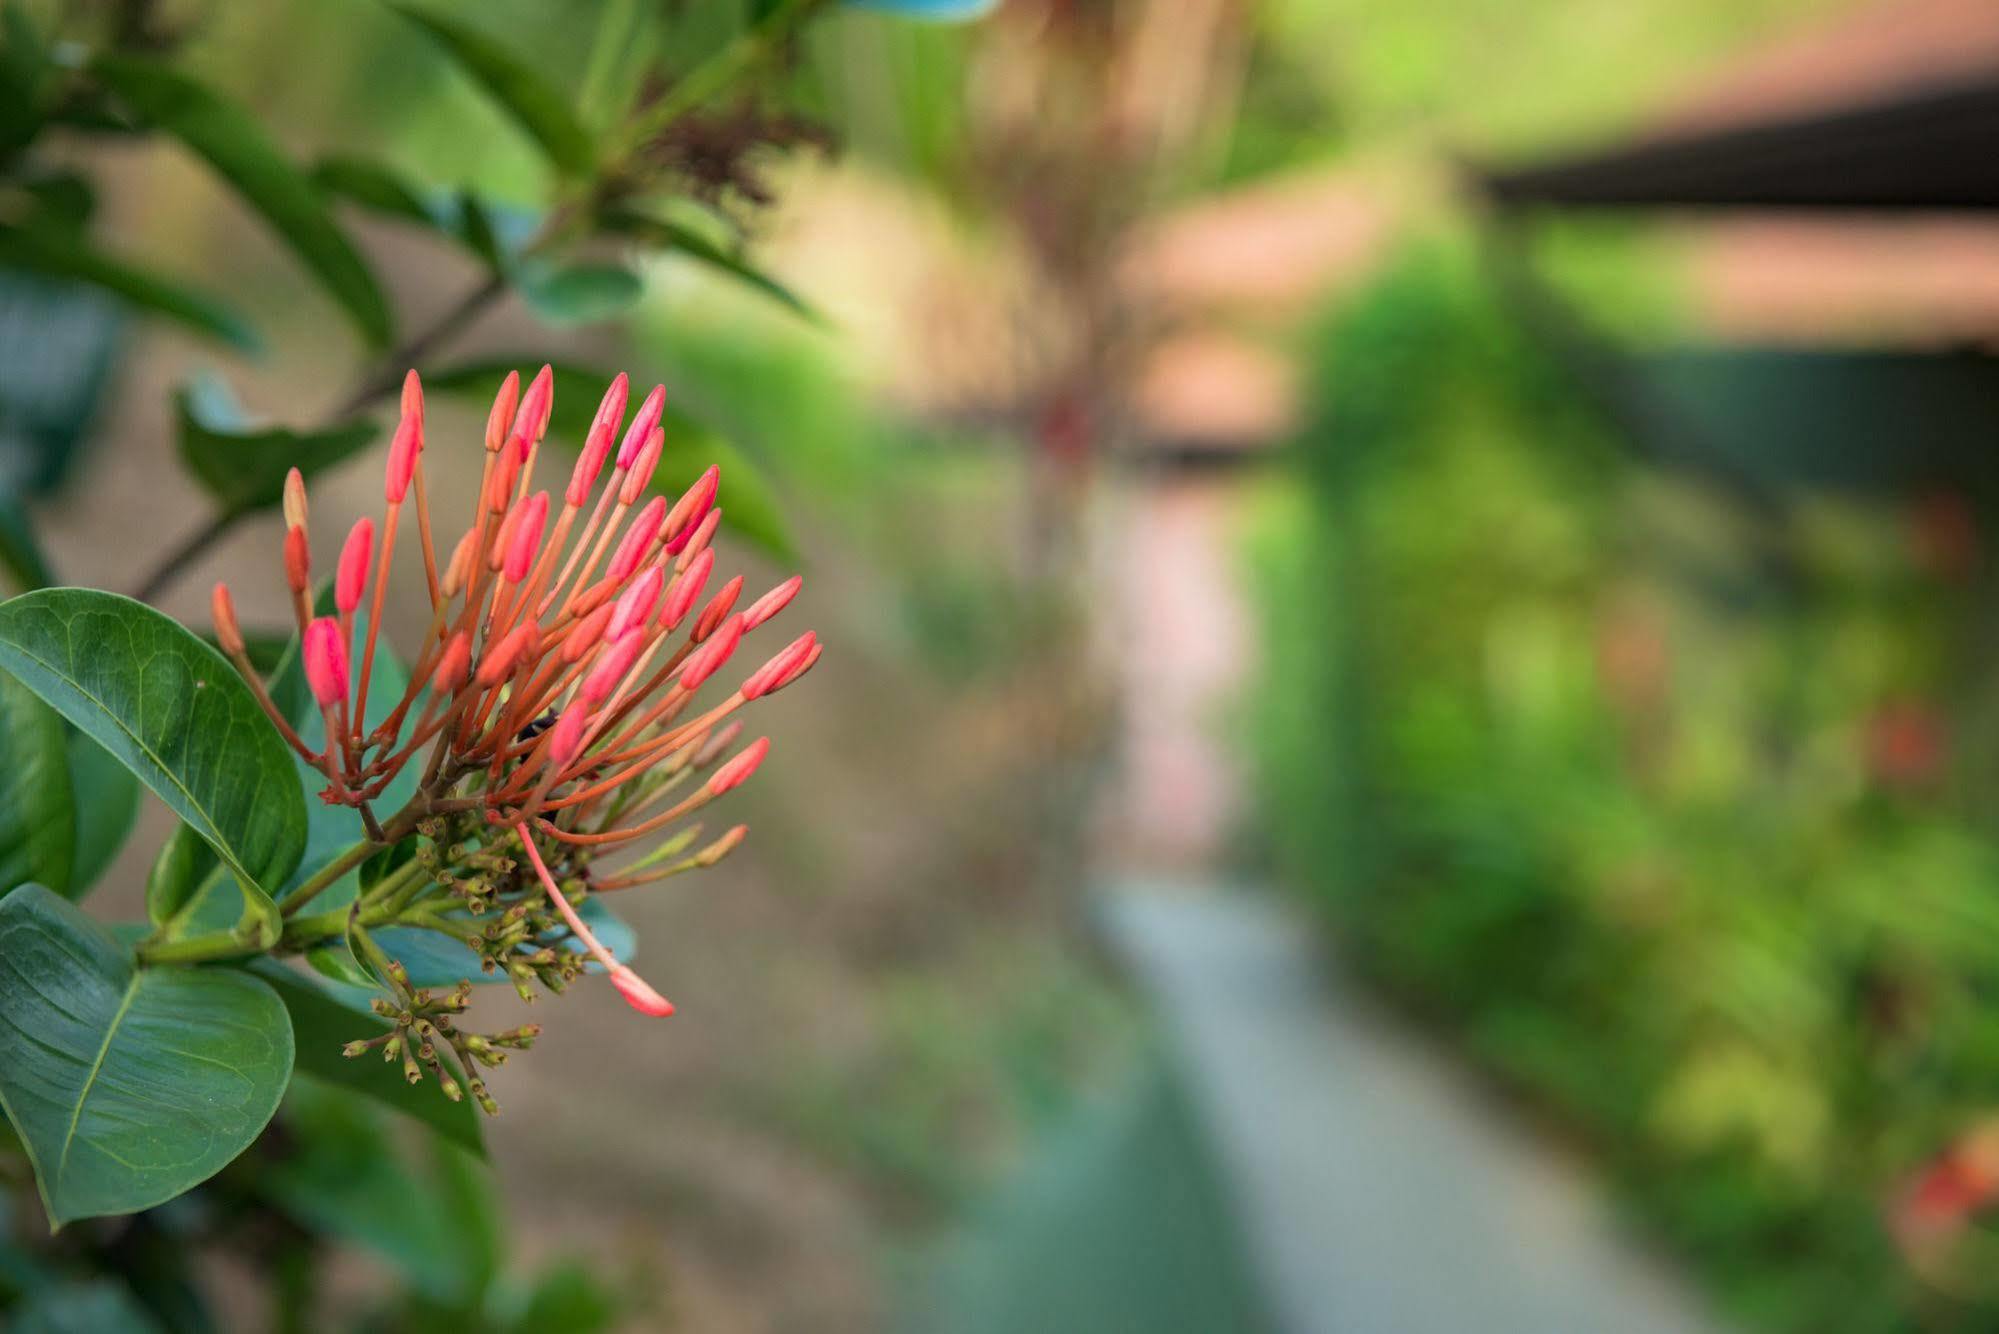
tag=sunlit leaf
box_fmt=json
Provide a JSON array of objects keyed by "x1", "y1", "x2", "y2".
[
  {"x1": 0, "y1": 884, "x2": 292, "y2": 1224},
  {"x1": 92, "y1": 56, "x2": 392, "y2": 346}
]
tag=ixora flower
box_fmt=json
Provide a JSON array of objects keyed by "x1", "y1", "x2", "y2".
[{"x1": 211, "y1": 367, "x2": 816, "y2": 1106}]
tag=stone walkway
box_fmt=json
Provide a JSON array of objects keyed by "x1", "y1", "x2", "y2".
[{"x1": 1095, "y1": 880, "x2": 1732, "y2": 1334}]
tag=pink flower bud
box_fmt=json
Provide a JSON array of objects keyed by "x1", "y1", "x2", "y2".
[
  {"x1": 671, "y1": 505, "x2": 721, "y2": 566},
  {"x1": 282, "y1": 467, "x2": 307, "y2": 531},
  {"x1": 593, "y1": 372, "x2": 630, "y2": 436},
  {"x1": 568, "y1": 419, "x2": 616, "y2": 507},
  {"x1": 284, "y1": 526, "x2": 312, "y2": 594},
  {"x1": 659, "y1": 548, "x2": 712, "y2": 629},
  {"x1": 336, "y1": 517, "x2": 373, "y2": 615},
  {"x1": 504, "y1": 491, "x2": 549, "y2": 583},
  {"x1": 582, "y1": 629, "x2": 643, "y2": 704},
  {"x1": 607, "y1": 496, "x2": 667, "y2": 584},
  {"x1": 512, "y1": 364, "x2": 554, "y2": 444},
  {"x1": 385, "y1": 412, "x2": 420, "y2": 503},
  {"x1": 547, "y1": 699, "x2": 591, "y2": 770},
  {"x1": 616, "y1": 384, "x2": 666, "y2": 468},
  {"x1": 303, "y1": 618, "x2": 348, "y2": 709},
  {"x1": 475, "y1": 621, "x2": 537, "y2": 687},
  {"x1": 679, "y1": 613, "x2": 742, "y2": 692},
  {"x1": 489, "y1": 495, "x2": 529, "y2": 571},
  {"x1": 442, "y1": 529, "x2": 477, "y2": 596},
  {"x1": 211, "y1": 582, "x2": 244, "y2": 656},
  {"x1": 663, "y1": 466, "x2": 719, "y2": 550},
  {"x1": 743, "y1": 575, "x2": 802, "y2": 630},
  {"x1": 485, "y1": 370, "x2": 520, "y2": 453},
  {"x1": 610, "y1": 963, "x2": 674, "y2": 1017},
  {"x1": 400, "y1": 368, "x2": 424, "y2": 431},
  {"x1": 432, "y1": 631, "x2": 472, "y2": 693},
  {"x1": 488, "y1": 445, "x2": 524, "y2": 513},
  {"x1": 695, "y1": 721, "x2": 743, "y2": 767},
  {"x1": 707, "y1": 736, "x2": 769, "y2": 796},
  {"x1": 694, "y1": 576, "x2": 743, "y2": 643},
  {"x1": 619, "y1": 427, "x2": 664, "y2": 506},
  {"x1": 741, "y1": 632, "x2": 816, "y2": 701},
  {"x1": 608, "y1": 566, "x2": 663, "y2": 641},
  {"x1": 561, "y1": 603, "x2": 614, "y2": 664},
  {"x1": 781, "y1": 642, "x2": 822, "y2": 691}
]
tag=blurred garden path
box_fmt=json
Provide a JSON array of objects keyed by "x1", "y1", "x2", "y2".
[{"x1": 1097, "y1": 881, "x2": 1733, "y2": 1334}]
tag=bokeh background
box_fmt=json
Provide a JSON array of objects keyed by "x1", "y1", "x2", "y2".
[{"x1": 12, "y1": 0, "x2": 1999, "y2": 1330}]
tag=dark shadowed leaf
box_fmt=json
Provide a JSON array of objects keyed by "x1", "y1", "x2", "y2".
[
  {"x1": 0, "y1": 496, "x2": 54, "y2": 592},
  {"x1": 0, "y1": 224, "x2": 258, "y2": 351},
  {"x1": 9, "y1": 1279, "x2": 163, "y2": 1333},
  {"x1": 0, "y1": 884, "x2": 293, "y2": 1224},
  {"x1": 424, "y1": 359, "x2": 794, "y2": 557},
  {"x1": 248, "y1": 961, "x2": 483, "y2": 1155},
  {"x1": 385, "y1": 3, "x2": 596, "y2": 177},
  {"x1": 312, "y1": 156, "x2": 529, "y2": 272},
  {"x1": 0, "y1": 590, "x2": 305, "y2": 948},
  {"x1": 64, "y1": 733, "x2": 136, "y2": 900},
  {"x1": 91, "y1": 56, "x2": 392, "y2": 347},
  {"x1": 516, "y1": 261, "x2": 642, "y2": 325},
  {"x1": 145, "y1": 822, "x2": 217, "y2": 931},
  {"x1": 600, "y1": 209, "x2": 820, "y2": 321},
  {"x1": 175, "y1": 375, "x2": 377, "y2": 517},
  {"x1": 0, "y1": 670, "x2": 72, "y2": 896}
]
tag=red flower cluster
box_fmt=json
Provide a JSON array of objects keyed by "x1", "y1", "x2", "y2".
[{"x1": 212, "y1": 367, "x2": 817, "y2": 1015}]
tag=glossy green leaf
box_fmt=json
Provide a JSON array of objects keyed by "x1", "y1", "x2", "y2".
[
  {"x1": 0, "y1": 671, "x2": 73, "y2": 896},
  {"x1": 601, "y1": 209, "x2": 820, "y2": 321},
  {"x1": 0, "y1": 884, "x2": 293, "y2": 1225},
  {"x1": 248, "y1": 961, "x2": 483, "y2": 1155},
  {"x1": 385, "y1": 3, "x2": 596, "y2": 178},
  {"x1": 175, "y1": 375, "x2": 377, "y2": 517},
  {"x1": 91, "y1": 56, "x2": 392, "y2": 347},
  {"x1": 145, "y1": 822, "x2": 216, "y2": 931},
  {"x1": 0, "y1": 224, "x2": 258, "y2": 351},
  {"x1": 424, "y1": 359, "x2": 794, "y2": 557},
  {"x1": 516, "y1": 261, "x2": 643, "y2": 325},
  {"x1": 65, "y1": 733, "x2": 140, "y2": 899},
  {"x1": 0, "y1": 590, "x2": 305, "y2": 948}
]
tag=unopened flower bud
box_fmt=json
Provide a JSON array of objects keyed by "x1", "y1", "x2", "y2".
[
  {"x1": 284, "y1": 526, "x2": 312, "y2": 594},
  {"x1": 385, "y1": 413, "x2": 421, "y2": 504},
  {"x1": 513, "y1": 364, "x2": 554, "y2": 444},
  {"x1": 432, "y1": 631, "x2": 472, "y2": 693},
  {"x1": 504, "y1": 491, "x2": 549, "y2": 583},
  {"x1": 679, "y1": 613, "x2": 742, "y2": 691},
  {"x1": 475, "y1": 621, "x2": 537, "y2": 686},
  {"x1": 693, "y1": 576, "x2": 743, "y2": 642},
  {"x1": 707, "y1": 736, "x2": 770, "y2": 796},
  {"x1": 547, "y1": 699, "x2": 590, "y2": 769},
  {"x1": 698, "y1": 824, "x2": 748, "y2": 867},
  {"x1": 619, "y1": 427, "x2": 664, "y2": 506},
  {"x1": 617, "y1": 384, "x2": 666, "y2": 468},
  {"x1": 443, "y1": 529, "x2": 477, "y2": 596},
  {"x1": 743, "y1": 575, "x2": 802, "y2": 630},
  {"x1": 610, "y1": 963, "x2": 674, "y2": 1017},
  {"x1": 607, "y1": 496, "x2": 666, "y2": 583},
  {"x1": 211, "y1": 582, "x2": 244, "y2": 657},
  {"x1": 742, "y1": 632, "x2": 816, "y2": 701},
  {"x1": 282, "y1": 467, "x2": 308, "y2": 531},
  {"x1": 663, "y1": 466, "x2": 719, "y2": 546},
  {"x1": 582, "y1": 629, "x2": 642, "y2": 704},
  {"x1": 608, "y1": 566, "x2": 663, "y2": 641},
  {"x1": 694, "y1": 721, "x2": 743, "y2": 767},
  {"x1": 485, "y1": 370, "x2": 520, "y2": 452},
  {"x1": 561, "y1": 603, "x2": 613, "y2": 665},
  {"x1": 659, "y1": 548, "x2": 712, "y2": 629},
  {"x1": 336, "y1": 517, "x2": 374, "y2": 614},
  {"x1": 672, "y1": 506, "x2": 721, "y2": 567},
  {"x1": 303, "y1": 618, "x2": 348, "y2": 709}
]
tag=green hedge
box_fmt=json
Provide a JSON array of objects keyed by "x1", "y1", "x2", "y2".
[{"x1": 1252, "y1": 241, "x2": 1999, "y2": 1332}]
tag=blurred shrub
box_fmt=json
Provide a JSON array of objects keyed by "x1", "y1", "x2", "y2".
[{"x1": 1254, "y1": 240, "x2": 1999, "y2": 1332}]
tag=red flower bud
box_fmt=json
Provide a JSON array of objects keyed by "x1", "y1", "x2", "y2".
[
  {"x1": 547, "y1": 699, "x2": 591, "y2": 770},
  {"x1": 593, "y1": 371, "x2": 629, "y2": 434},
  {"x1": 284, "y1": 526, "x2": 312, "y2": 594},
  {"x1": 694, "y1": 576, "x2": 743, "y2": 642},
  {"x1": 485, "y1": 370, "x2": 520, "y2": 453},
  {"x1": 660, "y1": 548, "x2": 712, "y2": 629},
  {"x1": 582, "y1": 629, "x2": 643, "y2": 704},
  {"x1": 743, "y1": 575, "x2": 801, "y2": 630},
  {"x1": 568, "y1": 420, "x2": 615, "y2": 507},
  {"x1": 607, "y1": 496, "x2": 667, "y2": 584},
  {"x1": 400, "y1": 368, "x2": 424, "y2": 431},
  {"x1": 679, "y1": 613, "x2": 742, "y2": 691},
  {"x1": 741, "y1": 632, "x2": 816, "y2": 701},
  {"x1": 707, "y1": 736, "x2": 769, "y2": 796},
  {"x1": 385, "y1": 412, "x2": 420, "y2": 503},
  {"x1": 304, "y1": 617, "x2": 348, "y2": 709},
  {"x1": 504, "y1": 491, "x2": 549, "y2": 584},
  {"x1": 609, "y1": 566, "x2": 664, "y2": 640},
  {"x1": 211, "y1": 582, "x2": 244, "y2": 657},
  {"x1": 619, "y1": 427, "x2": 664, "y2": 506},
  {"x1": 617, "y1": 384, "x2": 666, "y2": 468},
  {"x1": 432, "y1": 631, "x2": 472, "y2": 693},
  {"x1": 672, "y1": 505, "x2": 721, "y2": 567},
  {"x1": 513, "y1": 364, "x2": 554, "y2": 444},
  {"x1": 336, "y1": 517, "x2": 373, "y2": 615},
  {"x1": 561, "y1": 603, "x2": 614, "y2": 664},
  {"x1": 476, "y1": 621, "x2": 537, "y2": 687},
  {"x1": 663, "y1": 466, "x2": 718, "y2": 550},
  {"x1": 610, "y1": 963, "x2": 674, "y2": 1017}
]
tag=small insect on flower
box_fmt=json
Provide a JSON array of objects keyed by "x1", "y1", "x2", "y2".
[{"x1": 212, "y1": 367, "x2": 817, "y2": 1066}]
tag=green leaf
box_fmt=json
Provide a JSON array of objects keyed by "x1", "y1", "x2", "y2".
[
  {"x1": 65, "y1": 733, "x2": 140, "y2": 899},
  {"x1": 0, "y1": 495, "x2": 55, "y2": 592},
  {"x1": 0, "y1": 670, "x2": 73, "y2": 897},
  {"x1": 312, "y1": 156, "x2": 526, "y2": 272},
  {"x1": 0, "y1": 224, "x2": 258, "y2": 351},
  {"x1": 0, "y1": 884, "x2": 293, "y2": 1225},
  {"x1": 424, "y1": 359, "x2": 794, "y2": 557},
  {"x1": 175, "y1": 375, "x2": 377, "y2": 518},
  {"x1": 601, "y1": 209, "x2": 820, "y2": 321},
  {"x1": 385, "y1": 3, "x2": 596, "y2": 178},
  {"x1": 516, "y1": 261, "x2": 642, "y2": 325},
  {"x1": 145, "y1": 822, "x2": 216, "y2": 930},
  {"x1": 0, "y1": 590, "x2": 306, "y2": 948},
  {"x1": 91, "y1": 56, "x2": 392, "y2": 347},
  {"x1": 509, "y1": 1261, "x2": 623, "y2": 1334},
  {"x1": 248, "y1": 961, "x2": 483, "y2": 1155},
  {"x1": 10, "y1": 1279, "x2": 164, "y2": 1334}
]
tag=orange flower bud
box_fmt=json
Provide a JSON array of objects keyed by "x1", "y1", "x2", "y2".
[{"x1": 211, "y1": 582, "x2": 244, "y2": 657}]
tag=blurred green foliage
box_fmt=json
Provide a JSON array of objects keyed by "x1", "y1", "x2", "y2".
[{"x1": 1254, "y1": 240, "x2": 1999, "y2": 1332}]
